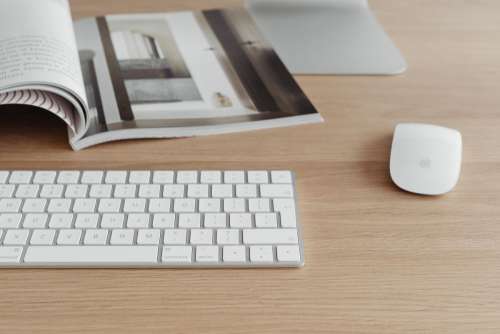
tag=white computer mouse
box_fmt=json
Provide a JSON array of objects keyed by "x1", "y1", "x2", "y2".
[{"x1": 390, "y1": 123, "x2": 462, "y2": 195}]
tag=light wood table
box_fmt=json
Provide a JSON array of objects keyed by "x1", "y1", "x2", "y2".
[{"x1": 1, "y1": 0, "x2": 500, "y2": 333}]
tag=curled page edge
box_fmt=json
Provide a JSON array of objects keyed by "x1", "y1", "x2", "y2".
[{"x1": 0, "y1": 89, "x2": 77, "y2": 133}]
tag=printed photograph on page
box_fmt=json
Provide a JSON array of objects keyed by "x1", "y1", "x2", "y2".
[{"x1": 74, "y1": 8, "x2": 318, "y2": 137}]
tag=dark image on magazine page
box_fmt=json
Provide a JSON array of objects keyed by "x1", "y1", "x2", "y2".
[{"x1": 76, "y1": 9, "x2": 318, "y2": 133}]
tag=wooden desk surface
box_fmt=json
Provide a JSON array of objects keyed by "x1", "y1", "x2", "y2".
[{"x1": 1, "y1": 0, "x2": 500, "y2": 333}]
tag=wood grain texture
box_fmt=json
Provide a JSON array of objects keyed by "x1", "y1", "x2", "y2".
[{"x1": 1, "y1": 0, "x2": 500, "y2": 333}]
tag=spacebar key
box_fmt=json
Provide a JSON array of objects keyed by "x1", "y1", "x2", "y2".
[{"x1": 24, "y1": 246, "x2": 158, "y2": 264}]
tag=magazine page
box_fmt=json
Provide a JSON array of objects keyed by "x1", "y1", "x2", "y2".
[
  {"x1": 0, "y1": 0, "x2": 88, "y2": 136},
  {"x1": 72, "y1": 8, "x2": 322, "y2": 149}
]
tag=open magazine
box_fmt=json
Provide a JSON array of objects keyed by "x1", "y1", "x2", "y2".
[{"x1": 0, "y1": 0, "x2": 322, "y2": 150}]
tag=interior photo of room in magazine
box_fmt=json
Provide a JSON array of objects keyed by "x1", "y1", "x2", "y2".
[{"x1": 76, "y1": 8, "x2": 317, "y2": 135}]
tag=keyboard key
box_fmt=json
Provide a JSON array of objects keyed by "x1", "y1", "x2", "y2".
[
  {"x1": 105, "y1": 171, "x2": 127, "y2": 184},
  {"x1": 196, "y1": 245, "x2": 219, "y2": 262},
  {"x1": 198, "y1": 198, "x2": 220, "y2": 212},
  {"x1": 272, "y1": 198, "x2": 296, "y2": 213},
  {"x1": 148, "y1": 199, "x2": 171, "y2": 213},
  {"x1": 250, "y1": 245, "x2": 274, "y2": 263},
  {"x1": 22, "y1": 199, "x2": 46, "y2": 213},
  {"x1": 279, "y1": 212, "x2": 297, "y2": 228},
  {"x1": 33, "y1": 171, "x2": 57, "y2": 184},
  {"x1": 123, "y1": 199, "x2": 146, "y2": 212},
  {"x1": 47, "y1": 199, "x2": 72, "y2": 213},
  {"x1": 243, "y1": 229, "x2": 298, "y2": 245},
  {"x1": 81, "y1": 171, "x2": 104, "y2": 184},
  {"x1": 101, "y1": 214, "x2": 125, "y2": 228},
  {"x1": 178, "y1": 213, "x2": 201, "y2": 228},
  {"x1": 110, "y1": 229, "x2": 134, "y2": 245},
  {"x1": 273, "y1": 199, "x2": 297, "y2": 227},
  {"x1": 223, "y1": 171, "x2": 245, "y2": 184},
  {"x1": 248, "y1": 198, "x2": 270, "y2": 212},
  {"x1": 0, "y1": 246, "x2": 23, "y2": 263},
  {"x1": 277, "y1": 245, "x2": 301, "y2": 262},
  {"x1": 57, "y1": 171, "x2": 80, "y2": 184},
  {"x1": 162, "y1": 246, "x2": 192, "y2": 263},
  {"x1": 30, "y1": 229, "x2": 56, "y2": 245},
  {"x1": 114, "y1": 184, "x2": 137, "y2": 198},
  {"x1": 247, "y1": 171, "x2": 269, "y2": 184},
  {"x1": 163, "y1": 185, "x2": 185, "y2": 198},
  {"x1": 75, "y1": 214, "x2": 99, "y2": 228},
  {"x1": 217, "y1": 229, "x2": 240, "y2": 245},
  {"x1": 98, "y1": 198, "x2": 121, "y2": 213},
  {"x1": 15, "y1": 184, "x2": 39, "y2": 198},
  {"x1": 236, "y1": 184, "x2": 257, "y2": 198},
  {"x1": 190, "y1": 229, "x2": 213, "y2": 244},
  {"x1": 187, "y1": 184, "x2": 209, "y2": 198},
  {"x1": 255, "y1": 213, "x2": 278, "y2": 228},
  {"x1": 212, "y1": 184, "x2": 233, "y2": 198},
  {"x1": 23, "y1": 213, "x2": 48, "y2": 228},
  {"x1": 223, "y1": 198, "x2": 245, "y2": 212},
  {"x1": 176, "y1": 171, "x2": 198, "y2": 184},
  {"x1": 127, "y1": 213, "x2": 150, "y2": 228},
  {"x1": 0, "y1": 214, "x2": 22, "y2": 228},
  {"x1": 73, "y1": 198, "x2": 97, "y2": 212},
  {"x1": 153, "y1": 171, "x2": 174, "y2": 184},
  {"x1": 139, "y1": 184, "x2": 160, "y2": 198},
  {"x1": 200, "y1": 171, "x2": 221, "y2": 184},
  {"x1": 65, "y1": 184, "x2": 88, "y2": 198},
  {"x1": 9, "y1": 171, "x2": 33, "y2": 184},
  {"x1": 49, "y1": 214, "x2": 73, "y2": 228},
  {"x1": 152, "y1": 213, "x2": 175, "y2": 228},
  {"x1": 89, "y1": 184, "x2": 112, "y2": 198},
  {"x1": 57, "y1": 229, "x2": 82, "y2": 245},
  {"x1": 260, "y1": 184, "x2": 294, "y2": 198},
  {"x1": 0, "y1": 199, "x2": 22, "y2": 212},
  {"x1": 39, "y1": 186, "x2": 64, "y2": 199},
  {"x1": 230, "y1": 213, "x2": 252, "y2": 228},
  {"x1": 271, "y1": 171, "x2": 293, "y2": 184},
  {"x1": 84, "y1": 229, "x2": 108, "y2": 245},
  {"x1": 129, "y1": 171, "x2": 151, "y2": 184},
  {"x1": 3, "y1": 229, "x2": 30, "y2": 245},
  {"x1": 24, "y1": 246, "x2": 158, "y2": 263},
  {"x1": 164, "y1": 229, "x2": 187, "y2": 244},
  {"x1": 174, "y1": 199, "x2": 196, "y2": 213},
  {"x1": 223, "y1": 245, "x2": 246, "y2": 262},
  {"x1": 203, "y1": 213, "x2": 227, "y2": 228},
  {"x1": 137, "y1": 229, "x2": 160, "y2": 245},
  {"x1": 0, "y1": 185, "x2": 15, "y2": 197}
]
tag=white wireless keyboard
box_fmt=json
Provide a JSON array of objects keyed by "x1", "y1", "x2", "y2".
[{"x1": 0, "y1": 170, "x2": 303, "y2": 267}]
